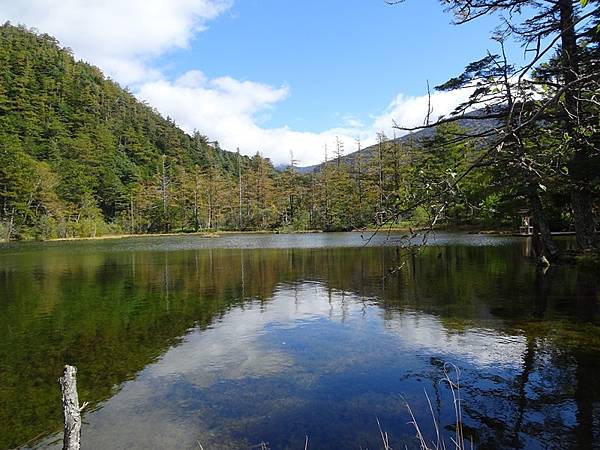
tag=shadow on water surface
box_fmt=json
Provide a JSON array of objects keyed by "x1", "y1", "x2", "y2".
[{"x1": 0, "y1": 233, "x2": 598, "y2": 449}]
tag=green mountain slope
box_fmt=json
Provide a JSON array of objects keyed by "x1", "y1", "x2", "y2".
[{"x1": 0, "y1": 23, "x2": 242, "y2": 239}]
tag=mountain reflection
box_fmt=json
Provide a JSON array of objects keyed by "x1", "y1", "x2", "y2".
[{"x1": 0, "y1": 234, "x2": 598, "y2": 449}]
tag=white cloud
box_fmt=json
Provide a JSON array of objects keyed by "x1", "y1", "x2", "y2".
[
  {"x1": 137, "y1": 71, "x2": 368, "y2": 166},
  {"x1": 137, "y1": 72, "x2": 474, "y2": 166},
  {"x1": 0, "y1": 0, "x2": 232, "y2": 84},
  {"x1": 0, "y1": 0, "x2": 472, "y2": 166},
  {"x1": 371, "y1": 89, "x2": 474, "y2": 136}
]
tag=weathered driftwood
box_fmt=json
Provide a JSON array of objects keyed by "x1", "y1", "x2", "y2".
[{"x1": 59, "y1": 365, "x2": 81, "y2": 450}]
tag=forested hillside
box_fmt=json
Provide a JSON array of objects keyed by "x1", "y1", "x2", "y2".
[
  {"x1": 0, "y1": 23, "x2": 543, "y2": 239},
  {"x1": 0, "y1": 23, "x2": 247, "y2": 239}
]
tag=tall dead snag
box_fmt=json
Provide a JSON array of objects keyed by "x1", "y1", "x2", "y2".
[{"x1": 59, "y1": 365, "x2": 81, "y2": 450}]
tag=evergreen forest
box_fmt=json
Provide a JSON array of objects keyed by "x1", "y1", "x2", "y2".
[{"x1": 0, "y1": 15, "x2": 598, "y2": 262}]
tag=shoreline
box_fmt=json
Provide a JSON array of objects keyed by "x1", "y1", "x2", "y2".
[
  {"x1": 0, "y1": 229, "x2": 326, "y2": 244},
  {"x1": 2, "y1": 226, "x2": 584, "y2": 245},
  {"x1": 355, "y1": 226, "x2": 514, "y2": 235}
]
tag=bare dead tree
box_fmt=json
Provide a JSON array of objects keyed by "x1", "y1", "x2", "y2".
[{"x1": 59, "y1": 365, "x2": 84, "y2": 450}]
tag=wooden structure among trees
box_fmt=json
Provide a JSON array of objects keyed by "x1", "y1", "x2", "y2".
[{"x1": 518, "y1": 209, "x2": 534, "y2": 236}]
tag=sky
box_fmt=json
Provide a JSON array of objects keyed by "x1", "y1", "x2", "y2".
[{"x1": 0, "y1": 0, "x2": 523, "y2": 166}]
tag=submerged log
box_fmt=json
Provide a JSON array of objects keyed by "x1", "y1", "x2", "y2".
[{"x1": 59, "y1": 365, "x2": 81, "y2": 450}]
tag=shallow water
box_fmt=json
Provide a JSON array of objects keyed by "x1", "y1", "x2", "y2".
[{"x1": 0, "y1": 232, "x2": 598, "y2": 449}]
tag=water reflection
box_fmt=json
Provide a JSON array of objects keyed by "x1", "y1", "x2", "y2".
[
  {"x1": 0, "y1": 234, "x2": 597, "y2": 449},
  {"x1": 29, "y1": 286, "x2": 538, "y2": 449}
]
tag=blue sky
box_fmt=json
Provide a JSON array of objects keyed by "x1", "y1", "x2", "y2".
[
  {"x1": 165, "y1": 0, "x2": 506, "y2": 131},
  {"x1": 0, "y1": 0, "x2": 521, "y2": 165}
]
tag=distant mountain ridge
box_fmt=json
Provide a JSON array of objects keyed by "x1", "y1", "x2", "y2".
[{"x1": 295, "y1": 112, "x2": 500, "y2": 173}]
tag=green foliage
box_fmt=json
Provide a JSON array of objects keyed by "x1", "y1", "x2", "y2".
[
  {"x1": 0, "y1": 23, "x2": 242, "y2": 239},
  {"x1": 3, "y1": 22, "x2": 589, "y2": 238}
]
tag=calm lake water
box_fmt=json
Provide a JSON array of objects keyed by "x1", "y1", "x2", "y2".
[{"x1": 1, "y1": 232, "x2": 599, "y2": 449}]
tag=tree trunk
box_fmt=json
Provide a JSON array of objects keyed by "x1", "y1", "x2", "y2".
[
  {"x1": 528, "y1": 188, "x2": 560, "y2": 263},
  {"x1": 161, "y1": 154, "x2": 170, "y2": 233},
  {"x1": 59, "y1": 365, "x2": 81, "y2": 450},
  {"x1": 571, "y1": 182, "x2": 597, "y2": 250},
  {"x1": 559, "y1": 0, "x2": 597, "y2": 250},
  {"x1": 193, "y1": 172, "x2": 200, "y2": 232}
]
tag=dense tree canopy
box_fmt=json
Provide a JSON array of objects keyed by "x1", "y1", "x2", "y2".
[
  {"x1": 0, "y1": 23, "x2": 518, "y2": 239},
  {"x1": 0, "y1": 18, "x2": 596, "y2": 246},
  {"x1": 389, "y1": 0, "x2": 599, "y2": 260}
]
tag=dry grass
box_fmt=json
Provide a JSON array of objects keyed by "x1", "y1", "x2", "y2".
[{"x1": 385, "y1": 362, "x2": 473, "y2": 450}]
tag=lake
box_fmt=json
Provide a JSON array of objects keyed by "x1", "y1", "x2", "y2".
[{"x1": 0, "y1": 232, "x2": 599, "y2": 449}]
